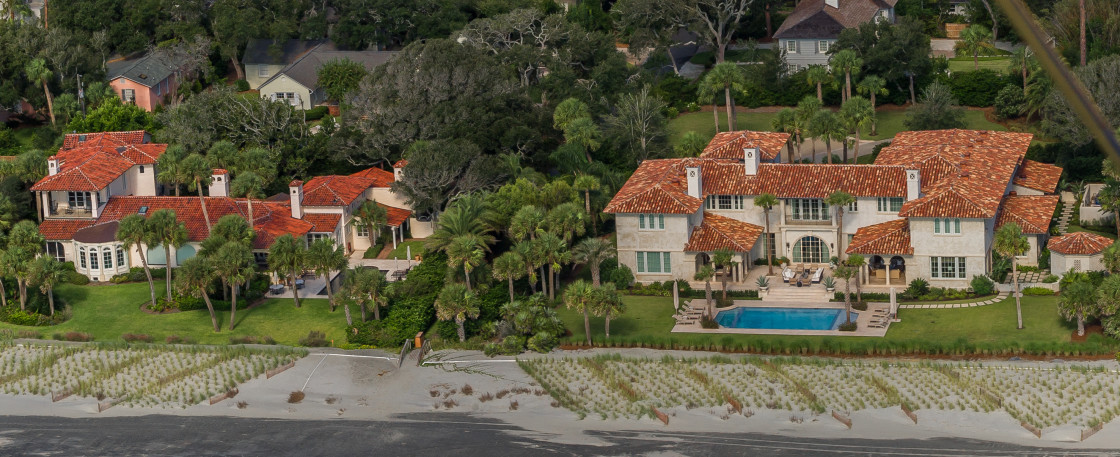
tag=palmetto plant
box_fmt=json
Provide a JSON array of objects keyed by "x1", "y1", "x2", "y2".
[
  {"x1": 269, "y1": 234, "x2": 307, "y2": 308},
  {"x1": 351, "y1": 200, "x2": 388, "y2": 248},
  {"x1": 829, "y1": 50, "x2": 862, "y2": 102},
  {"x1": 572, "y1": 237, "x2": 615, "y2": 287},
  {"x1": 29, "y1": 257, "x2": 67, "y2": 316},
  {"x1": 117, "y1": 214, "x2": 158, "y2": 307},
  {"x1": 839, "y1": 96, "x2": 874, "y2": 161},
  {"x1": 146, "y1": 209, "x2": 188, "y2": 303},
  {"x1": 805, "y1": 65, "x2": 833, "y2": 102},
  {"x1": 701, "y1": 62, "x2": 748, "y2": 131},
  {"x1": 563, "y1": 280, "x2": 596, "y2": 346},
  {"x1": 994, "y1": 222, "x2": 1030, "y2": 329},
  {"x1": 306, "y1": 238, "x2": 348, "y2": 311},
  {"x1": 436, "y1": 283, "x2": 481, "y2": 342},
  {"x1": 856, "y1": 76, "x2": 887, "y2": 136},
  {"x1": 174, "y1": 256, "x2": 221, "y2": 332},
  {"x1": 955, "y1": 25, "x2": 995, "y2": 70},
  {"x1": 492, "y1": 251, "x2": 526, "y2": 303}
]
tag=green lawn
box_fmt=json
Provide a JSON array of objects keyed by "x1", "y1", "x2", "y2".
[
  {"x1": 555, "y1": 294, "x2": 1114, "y2": 353},
  {"x1": 669, "y1": 108, "x2": 1008, "y2": 146},
  {"x1": 948, "y1": 57, "x2": 1012, "y2": 73},
  {"x1": 0, "y1": 282, "x2": 347, "y2": 346},
  {"x1": 387, "y1": 240, "x2": 426, "y2": 260},
  {"x1": 10, "y1": 125, "x2": 52, "y2": 149}
]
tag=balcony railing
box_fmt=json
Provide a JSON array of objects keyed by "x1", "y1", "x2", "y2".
[{"x1": 50, "y1": 204, "x2": 93, "y2": 218}]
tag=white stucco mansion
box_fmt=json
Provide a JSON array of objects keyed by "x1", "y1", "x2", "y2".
[
  {"x1": 604, "y1": 129, "x2": 1063, "y2": 289},
  {"x1": 31, "y1": 131, "x2": 429, "y2": 282}
]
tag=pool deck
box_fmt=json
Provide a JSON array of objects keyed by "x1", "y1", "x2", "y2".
[{"x1": 671, "y1": 299, "x2": 892, "y2": 337}]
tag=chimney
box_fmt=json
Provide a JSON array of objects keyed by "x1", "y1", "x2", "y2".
[
  {"x1": 289, "y1": 180, "x2": 304, "y2": 219},
  {"x1": 825, "y1": 0, "x2": 838, "y2": 8},
  {"x1": 744, "y1": 147, "x2": 760, "y2": 176},
  {"x1": 209, "y1": 169, "x2": 229, "y2": 197},
  {"x1": 686, "y1": 166, "x2": 702, "y2": 199},
  {"x1": 906, "y1": 169, "x2": 921, "y2": 201},
  {"x1": 47, "y1": 156, "x2": 59, "y2": 176},
  {"x1": 393, "y1": 160, "x2": 407, "y2": 182}
]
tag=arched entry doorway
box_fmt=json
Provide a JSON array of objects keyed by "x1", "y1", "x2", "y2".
[
  {"x1": 792, "y1": 236, "x2": 829, "y2": 264},
  {"x1": 695, "y1": 253, "x2": 711, "y2": 275}
]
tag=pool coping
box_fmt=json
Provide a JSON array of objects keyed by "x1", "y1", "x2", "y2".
[{"x1": 673, "y1": 299, "x2": 891, "y2": 337}]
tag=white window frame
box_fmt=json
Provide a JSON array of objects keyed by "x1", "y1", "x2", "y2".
[
  {"x1": 789, "y1": 199, "x2": 830, "y2": 221},
  {"x1": 89, "y1": 247, "x2": 100, "y2": 270},
  {"x1": 102, "y1": 248, "x2": 113, "y2": 270},
  {"x1": 877, "y1": 197, "x2": 903, "y2": 213},
  {"x1": 818, "y1": 40, "x2": 830, "y2": 54},
  {"x1": 934, "y1": 218, "x2": 961, "y2": 235},
  {"x1": 786, "y1": 40, "x2": 797, "y2": 53},
  {"x1": 847, "y1": 201, "x2": 858, "y2": 212},
  {"x1": 636, "y1": 251, "x2": 672, "y2": 274},
  {"x1": 116, "y1": 246, "x2": 127, "y2": 268},
  {"x1": 355, "y1": 224, "x2": 370, "y2": 238},
  {"x1": 308, "y1": 233, "x2": 333, "y2": 245},
  {"x1": 121, "y1": 89, "x2": 135, "y2": 102},
  {"x1": 79, "y1": 247, "x2": 87, "y2": 270},
  {"x1": 258, "y1": 66, "x2": 269, "y2": 78},
  {"x1": 68, "y1": 191, "x2": 90, "y2": 209},
  {"x1": 638, "y1": 213, "x2": 665, "y2": 231},
  {"x1": 46, "y1": 242, "x2": 65, "y2": 262},
  {"x1": 930, "y1": 256, "x2": 967, "y2": 279}
]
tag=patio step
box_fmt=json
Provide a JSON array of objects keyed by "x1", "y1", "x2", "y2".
[{"x1": 762, "y1": 285, "x2": 832, "y2": 302}]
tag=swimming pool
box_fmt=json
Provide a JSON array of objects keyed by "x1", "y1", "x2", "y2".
[{"x1": 715, "y1": 307, "x2": 858, "y2": 330}]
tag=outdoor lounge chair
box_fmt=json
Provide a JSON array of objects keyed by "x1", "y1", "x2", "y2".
[
  {"x1": 810, "y1": 268, "x2": 823, "y2": 284},
  {"x1": 782, "y1": 267, "x2": 795, "y2": 283},
  {"x1": 868, "y1": 321, "x2": 887, "y2": 329}
]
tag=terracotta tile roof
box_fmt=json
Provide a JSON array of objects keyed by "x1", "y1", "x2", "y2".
[
  {"x1": 774, "y1": 0, "x2": 898, "y2": 40},
  {"x1": 1014, "y1": 160, "x2": 1062, "y2": 194},
  {"x1": 93, "y1": 196, "x2": 312, "y2": 249},
  {"x1": 349, "y1": 166, "x2": 394, "y2": 187},
  {"x1": 755, "y1": 163, "x2": 906, "y2": 199},
  {"x1": 393, "y1": 160, "x2": 408, "y2": 168},
  {"x1": 39, "y1": 219, "x2": 95, "y2": 240},
  {"x1": 32, "y1": 132, "x2": 167, "y2": 192},
  {"x1": 382, "y1": 204, "x2": 412, "y2": 227},
  {"x1": 302, "y1": 175, "x2": 376, "y2": 206},
  {"x1": 701, "y1": 131, "x2": 790, "y2": 161},
  {"x1": 996, "y1": 195, "x2": 1058, "y2": 234},
  {"x1": 684, "y1": 212, "x2": 764, "y2": 252},
  {"x1": 878, "y1": 130, "x2": 1036, "y2": 219},
  {"x1": 61, "y1": 131, "x2": 148, "y2": 149},
  {"x1": 846, "y1": 219, "x2": 914, "y2": 255},
  {"x1": 304, "y1": 213, "x2": 342, "y2": 233},
  {"x1": 603, "y1": 159, "x2": 703, "y2": 214},
  {"x1": 1047, "y1": 231, "x2": 1113, "y2": 255}
]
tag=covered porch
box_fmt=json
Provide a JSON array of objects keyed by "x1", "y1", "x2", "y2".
[
  {"x1": 845, "y1": 219, "x2": 914, "y2": 289},
  {"x1": 684, "y1": 212, "x2": 764, "y2": 288}
]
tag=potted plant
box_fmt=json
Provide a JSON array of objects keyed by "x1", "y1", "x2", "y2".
[
  {"x1": 756, "y1": 275, "x2": 770, "y2": 292},
  {"x1": 824, "y1": 276, "x2": 836, "y2": 292}
]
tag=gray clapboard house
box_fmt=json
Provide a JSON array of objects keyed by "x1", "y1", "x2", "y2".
[{"x1": 773, "y1": 0, "x2": 897, "y2": 71}]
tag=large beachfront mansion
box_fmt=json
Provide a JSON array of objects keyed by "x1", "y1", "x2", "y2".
[{"x1": 604, "y1": 130, "x2": 1063, "y2": 289}]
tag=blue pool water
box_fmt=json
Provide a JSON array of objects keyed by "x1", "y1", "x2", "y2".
[{"x1": 715, "y1": 307, "x2": 858, "y2": 330}]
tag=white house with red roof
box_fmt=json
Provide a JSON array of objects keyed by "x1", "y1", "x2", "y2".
[
  {"x1": 32, "y1": 131, "x2": 423, "y2": 281},
  {"x1": 605, "y1": 129, "x2": 1063, "y2": 289}
]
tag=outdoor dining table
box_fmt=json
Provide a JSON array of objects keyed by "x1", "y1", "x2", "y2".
[
  {"x1": 294, "y1": 279, "x2": 305, "y2": 289},
  {"x1": 269, "y1": 284, "x2": 285, "y2": 295}
]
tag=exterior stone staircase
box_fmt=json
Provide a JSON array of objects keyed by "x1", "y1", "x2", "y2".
[
  {"x1": 1057, "y1": 191, "x2": 1076, "y2": 233},
  {"x1": 761, "y1": 284, "x2": 832, "y2": 302}
]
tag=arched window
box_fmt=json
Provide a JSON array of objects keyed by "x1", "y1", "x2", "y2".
[
  {"x1": 103, "y1": 248, "x2": 113, "y2": 270},
  {"x1": 89, "y1": 247, "x2": 99, "y2": 270},
  {"x1": 176, "y1": 244, "x2": 197, "y2": 263},
  {"x1": 792, "y1": 236, "x2": 829, "y2": 264},
  {"x1": 79, "y1": 247, "x2": 87, "y2": 269}
]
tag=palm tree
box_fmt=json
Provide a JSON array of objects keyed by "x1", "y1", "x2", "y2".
[
  {"x1": 492, "y1": 251, "x2": 526, "y2": 303},
  {"x1": 1008, "y1": 46, "x2": 1035, "y2": 96},
  {"x1": 117, "y1": 214, "x2": 157, "y2": 307},
  {"x1": 546, "y1": 202, "x2": 588, "y2": 244},
  {"x1": 157, "y1": 146, "x2": 189, "y2": 197},
  {"x1": 446, "y1": 235, "x2": 485, "y2": 291},
  {"x1": 771, "y1": 108, "x2": 798, "y2": 162},
  {"x1": 510, "y1": 205, "x2": 546, "y2": 242},
  {"x1": 146, "y1": 209, "x2": 188, "y2": 303},
  {"x1": 175, "y1": 256, "x2": 220, "y2": 332},
  {"x1": 592, "y1": 283, "x2": 625, "y2": 338},
  {"x1": 213, "y1": 241, "x2": 253, "y2": 330},
  {"x1": 435, "y1": 283, "x2": 481, "y2": 342},
  {"x1": 306, "y1": 238, "x2": 347, "y2": 311},
  {"x1": 702, "y1": 62, "x2": 748, "y2": 131},
  {"x1": 1060, "y1": 278, "x2": 1097, "y2": 336},
  {"x1": 795, "y1": 96, "x2": 821, "y2": 161},
  {"x1": 846, "y1": 253, "x2": 866, "y2": 305},
  {"x1": 6, "y1": 221, "x2": 43, "y2": 311},
  {"x1": 351, "y1": 200, "x2": 388, "y2": 249},
  {"x1": 955, "y1": 25, "x2": 995, "y2": 70},
  {"x1": 0, "y1": 247, "x2": 8, "y2": 309},
  {"x1": 1103, "y1": 242, "x2": 1120, "y2": 274},
  {"x1": 694, "y1": 265, "x2": 715, "y2": 317},
  {"x1": 834, "y1": 264, "x2": 857, "y2": 325},
  {"x1": 230, "y1": 171, "x2": 266, "y2": 229},
  {"x1": 697, "y1": 77, "x2": 722, "y2": 133},
  {"x1": 824, "y1": 191, "x2": 855, "y2": 258},
  {"x1": 269, "y1": 234, "x2": 307, "y2": 308},
  {"x1": 829, "y1": 50, "x2": 862, "y2": 102},
  {"x1": 808, "y1": 109, "x2": 845, "y2": 164},
  {"x1": 425, "y1": 194, "x2": 496, "y2": 253},
  {"x1": 573, "y1": 174, "x2": 601, "y2": 234},
  {"x1": 344, "y1": 267, "x2": 388, "y2": 322},
  {"x1": 572, "y1": 237, "x2": 616, "y2": 287},
  {"x1": 712, "y1": 248, "x2": 737, "y2": 301},
  {"x1": 753, "y1": 193, "x2": 779, "y2": 275},
  {"x1": 563, "y1": 279, "x2": 596, "y2": 346},
  {"x1": 538, "y1": 232, "x2": 569, "y2": 300},
  {"x1": 514, "y1": 239, "x2": 544, "y2": 294},
  {"x1": 24, "y1": 58, "x2": 55, "y2": 125},
  {"x1": 805, "y1": 65, "x2": 833, "y2": 102},
  {"x1": 839, "y1": 96, "x2": 874, "y2": 161},
  {"x1": 856, "y1": 76, "x2": 888, "y2": 136},
  {"x1": 1097, "y1": 179, "x2": 1120, "y2": 238},
  {"x1": 994, "y1": 222, "x2": 1030, "y2": 329},
  {"x1": 181, "y1": 153, "x2": 214, "y2": 236},
  {"x1": 29, "y1": 257, "x2": 66, "y2": 316}
]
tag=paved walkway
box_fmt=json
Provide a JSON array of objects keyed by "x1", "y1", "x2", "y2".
[
  {"x1": 896, "y1": 291, "x2": 1009, "y2": 309},
  {"x1": 1057, "y1": 191, "x2": 1076, "y2": 233}
]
